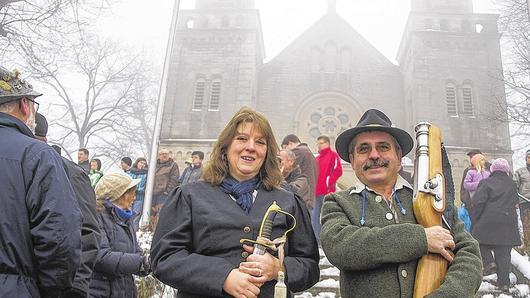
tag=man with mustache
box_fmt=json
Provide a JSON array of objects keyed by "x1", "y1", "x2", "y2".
[
  {"x1": 320, "y1": 109, "x2": 482, "y2": 297},
  {"x1": 0, "y1": 67, "x2": 82, "y2": 297}
]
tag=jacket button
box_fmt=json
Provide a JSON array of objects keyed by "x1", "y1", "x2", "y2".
[
  {"x1": 401, "y1": 269, "x2": 408, "y2": 278},
  {"x1": 241, "y1": 251, "x2": 249, "y2": 258},
  {"x1": 375, "y1": 196, "x2": 382, "y2": 203},
  {"x1": 386, "y1": 212, "x2": 393, "y2": 220},
  {"x1": 243, "y1": 226, "x2": 251, "y2": 233}
]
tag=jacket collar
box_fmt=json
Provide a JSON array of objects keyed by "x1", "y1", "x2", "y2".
[
  {"x1": 318, "y1": 146, "x2": 332, "y2": 155},
  {"x1": 0, "y1": 112, "x2": 35, "y2": 138},
  {"x1": 285, "y1": 165, "x2": 302, "y2": 181},
  {"x1": 349, "y1": 174, "x2": 412, "y2": 195}
]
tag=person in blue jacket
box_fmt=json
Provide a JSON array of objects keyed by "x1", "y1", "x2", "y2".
[
  {"x1": 128, "y1": 157, "x2": 148, "y2": 229},
  {"x1": 0, "y1": 66, "x2": 82, "y2": 297}
]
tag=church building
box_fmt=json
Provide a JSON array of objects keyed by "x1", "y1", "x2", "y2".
[{"x1": 159, "y1": 0, "x2": 512, "y2": 197}]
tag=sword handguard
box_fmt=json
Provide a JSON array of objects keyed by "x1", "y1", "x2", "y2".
[{"x1": 239, "y1": 201, "x2": 296, "y2": 256}]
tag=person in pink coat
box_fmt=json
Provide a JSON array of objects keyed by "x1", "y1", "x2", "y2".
[{"x1": 464, "y1": 154, "x2": 491, "y2": 200}]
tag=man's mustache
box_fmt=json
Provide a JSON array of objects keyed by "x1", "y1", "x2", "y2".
[{"x1": 363, "y1": 159, "x2": 390, "y2": 171}]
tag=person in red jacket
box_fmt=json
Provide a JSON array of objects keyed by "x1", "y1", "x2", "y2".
[{"x1": 313, "y1": 135, "x2": 343, "y2": 241}]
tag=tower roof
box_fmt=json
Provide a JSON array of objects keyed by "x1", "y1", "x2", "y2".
[
  {"x1": 195, "y1": 0, "x2": 255, "y2": 10},
  {"x1": 411, "y1": 0, "x2": 473, "y2": 14}
]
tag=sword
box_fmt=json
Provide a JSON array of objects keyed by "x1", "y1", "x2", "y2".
[
  {"x1": 240, "y1": 201, "x2": 296, "y2": 255},
  {"x1": 239, "y1": 201, "x2": 296, "y2": 298}
]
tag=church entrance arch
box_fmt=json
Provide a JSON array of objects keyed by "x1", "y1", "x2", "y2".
[{"x1": 294, "y1": 91, "x2": 364, "y2": 147}]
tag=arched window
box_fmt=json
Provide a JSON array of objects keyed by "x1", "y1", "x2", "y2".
[
  {"x1": 310, "y1": 47, "x2": 321, "y2": 73},
  {"x1": 200, "y1": 17, "x2": 209, "y2": 28},
  {"x1": 445, "y1": 82, "x2": 458, "y2": 116},
  {"x1": 221, "y1": 16, "x2": 230, "y2": 28},
  {"x1": 235, "y1": 15, "x2": 244, "y2": 27},
  {"x1": 440, "y1": 19, "x2": 449, "y2": 31},
  {"x1": 209, "y1": 78, "x2": 222, "y2": 111},
  {"x1": 324, "y1": 42, "x2": 337, "y2": 73},
  {"x1": 461, "y1": 83, "x2": 474, "y2": 116},
  {"x1": 424, "y1": 19, "x2": 433, "y2": 30},
  {"x1": 461, "y1": 19, "x2": 471, "y2": 32},
  {"x1": 192, "y1": 78, "x2": 206, "y2": 111},
  {"x1": 340, "y1": 47, "x2": 352, "y2": 73}
]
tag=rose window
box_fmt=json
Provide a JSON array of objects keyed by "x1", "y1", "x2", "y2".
[{"x1": 307, "y1": 105, "x2": 351, "y2": 142}]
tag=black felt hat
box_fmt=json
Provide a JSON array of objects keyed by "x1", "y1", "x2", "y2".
[{"x1": 335, "y1": 109, "x2": 414, "y2": 162}]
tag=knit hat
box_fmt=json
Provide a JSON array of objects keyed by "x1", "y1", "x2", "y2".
[
  {"x1": 121, "y1": 157, "x2": 132, "y2": 167},
  {"x1": 34, "y1": 113, "x2": 48, "y2": 137},
  {"x1": 490, "y1": 158, "x2": 510, "y2": 174},
  {"x1": 526, "y1": 150, "x2": 530, "y2": 157},
  {"x1": 95, "y1": 172, "x2": 141, "y2": 202}
]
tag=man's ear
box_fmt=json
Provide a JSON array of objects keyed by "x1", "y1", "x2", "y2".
[{"x1": 19, "y1": 98, "x2": 30, "y2": 116}]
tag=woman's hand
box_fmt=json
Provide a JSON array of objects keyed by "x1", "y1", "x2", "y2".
[
  {"x1": 223, "y1": 269, "x2": 261, "y2": 298},
  {"x1": 239, "y1": 244, "x2": 281, "y2": 285}
]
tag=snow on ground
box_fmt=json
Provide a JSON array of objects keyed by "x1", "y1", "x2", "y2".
[
  {"x1": 512, "y1": 249, "x2": 530, "y2": 280},
  {"x1": 482, "y1": 273, "x2": 518, "y2": 285},
  {"x1": 314, "y1": 278, "x2": 340, "y2": 288},
  {"x1": 480, "y1": 282, "x2": 499, "y2": 292},
  {"x1": 319, "y1": 257, "x2": 332, "y2": 266},
  {"x1": 320, "y1": 266, "x2": 340, "y2": 276},
  {"x1": 295, "y1": 292, "x2": 337, "y2": 298},
  {"x1": 137, "y1": 230, "x2": 153, "y2": 251},
  {"x1": 514, "y1": 284, "x2": 530, "y2": 297}
]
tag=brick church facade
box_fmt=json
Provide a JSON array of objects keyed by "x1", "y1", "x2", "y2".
[{"x1": 159, "y1": 0, "x2": 512, "y2": 197}]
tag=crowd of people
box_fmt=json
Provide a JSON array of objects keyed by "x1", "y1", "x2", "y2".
[
  {"x1": 457, "y1": 148, "x2": 530, "y2": 291},
  {"x1": 1, "y1": 65, "x2": 530, "y2": 297}
]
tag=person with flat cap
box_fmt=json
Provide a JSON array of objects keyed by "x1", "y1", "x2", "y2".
[
  {"x1": 320, "y1": 109, "x2": 482, "y2": 297},
  {"x1": 0, "y1": 66, "x2": 82, "y2": 297}
]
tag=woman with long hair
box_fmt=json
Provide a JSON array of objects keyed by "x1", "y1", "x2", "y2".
[{"x1": 150, "y1": 107, "x2": 319, "y2": 297}]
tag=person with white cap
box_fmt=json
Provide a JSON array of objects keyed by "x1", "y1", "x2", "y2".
[
  {"x1": 471, "y1": 158, "x2": 520, "y2": 292},
  {"x1": 320, "y1": 109, "x2": 482, "y2": 297},
  {"x1": 514, "y1": 150, "x2": 530, "y2": 200},
  {"x1": 90, "y1": 173, "x2": 150, "y2": 298}
]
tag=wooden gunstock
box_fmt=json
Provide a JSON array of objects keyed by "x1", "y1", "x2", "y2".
[
  {"x1": 412, "y1": 124, "x2": 448, "y2": 298},
  {"x1": 413, "y1": 192, "x2": 448, "y2": 297}
]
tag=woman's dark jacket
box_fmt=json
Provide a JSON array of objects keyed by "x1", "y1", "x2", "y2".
[
  {"x1": 471, "y1": 171, "x2": 521, "y2": 246},
  {"x1": 150, "y1": 181, "x2": 320, "y2": 297},
  {"x1": 89, "y1": 201, "x2": 145, "y2": 298}
]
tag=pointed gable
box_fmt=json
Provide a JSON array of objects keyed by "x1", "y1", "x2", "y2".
[{"x1": 263, "y1": 12, "x2": 399, "y2": 71}]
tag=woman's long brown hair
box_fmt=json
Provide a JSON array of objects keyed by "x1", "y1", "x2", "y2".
[{"x1": 202, "y1": 107, "x2": 282, "y2": 190}]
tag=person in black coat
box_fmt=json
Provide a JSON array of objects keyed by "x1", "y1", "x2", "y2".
[
  {"x1": 151, "y1": 107, "x2": 320, "y2": 298},
  {"x1": 471, "y1": 158, "x2": 521, "y2": 291},
  {"x1": 35, "y1": 112, "x2": 101, "y2": 298},
  {"x1": 0, "y1": 67, "x2": 82, "y2": 297},
  {"x1": 90, "y1": 173, "x2": 150, "y2": 298}
]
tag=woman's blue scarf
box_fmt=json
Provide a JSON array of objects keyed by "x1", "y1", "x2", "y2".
[
  {"x1": 220, "y1": 176, "x2": 260, "y2": 214},
  {"x1": 113, "y1": 204, "x2": 134, "y2": 220}
]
